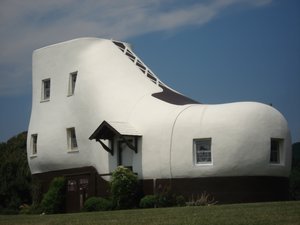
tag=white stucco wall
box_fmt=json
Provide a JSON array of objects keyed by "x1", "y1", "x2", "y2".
[
  {"x1": 170, "y1": 102, "x2": 291, "y2": 178},
  {"x1": 27, "y1": 37, "x2": 291, "y2": 180}
]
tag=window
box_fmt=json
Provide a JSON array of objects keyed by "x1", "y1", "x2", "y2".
[
  {"x1": 270, "y1": 138, "x2": 283, "y2": 164},
  {"x1": 194, "y1": 138, "x2": 212, "y2": 164},
  {"x1": 42, "y1": 79, "x2": 51, "y2": 101},
  {"x1": 68, "y1": 72, "x2": 77, "y2": 96},
  {"x1": 67, "y1": 127, "x2": 78, "y2": 150},
  {"x1": 31, "y1": 134, "x2": 38, "y2": 155},
  {"x1": 67, "y1": 180, "x2": 77, "y2": 192}
]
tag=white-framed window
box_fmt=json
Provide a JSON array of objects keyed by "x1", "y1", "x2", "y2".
[
  {"x1": 67, "y1": 127, "x2": 78, "y2": 151},
  {"x1": 42, "y1": 79, "x2": 51, "y2": 101},
  {"x1": 194, "y1": 138, "x2": 212, "y2": 164},
  {"x1": 68, "y1": 71, "x2": 77, "y2": 96},
  {"x1": 270, "y1": 138, "x2": 283, "y2": 164},
  {"x1": 31, "y1": 134, "x2": 38, "y2": 155}
]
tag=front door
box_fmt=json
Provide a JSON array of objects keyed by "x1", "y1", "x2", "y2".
[
  {"x1": 118, "y1": 139, "x2": 134, "y2": 170},
  {"x1": 66, "y1": 174, "x2": 90, "y2": 212}
]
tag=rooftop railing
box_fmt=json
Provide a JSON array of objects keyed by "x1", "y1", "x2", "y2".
[{"x1": 112, "y1": 40, "x2": 165, "y2": 87}]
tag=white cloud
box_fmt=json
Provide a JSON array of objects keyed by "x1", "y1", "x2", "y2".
[{"x1": 0, "y1": 0, "x2": 272, "y2": 96}]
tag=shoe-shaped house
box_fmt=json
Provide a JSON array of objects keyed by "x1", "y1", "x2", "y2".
[{"x1": 27, "y1": 37, "x2": 291, "y2": 212}]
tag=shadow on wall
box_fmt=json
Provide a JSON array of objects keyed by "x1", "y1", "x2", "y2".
[{"x1": 108, "y1": 137, "x2": 143, "y2": 178}]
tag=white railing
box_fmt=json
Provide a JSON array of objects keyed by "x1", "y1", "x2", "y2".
[{"x1": 113, "y1": 40, "x2": 163, "y2": 87}]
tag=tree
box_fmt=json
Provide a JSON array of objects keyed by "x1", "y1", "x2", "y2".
[{"x1": 0, "y1": 132, "x2": 32, "y2": 213}]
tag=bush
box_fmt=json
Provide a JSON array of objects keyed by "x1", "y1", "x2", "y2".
[
  {"x1": 140, "y1": 194, "x2": 185, "y2": 208},
  {"x1": 186, "y1": 192, "x2": 217, "y2": 206},
  {"x1": 40, "y1": 177, "x2": 66, "y2": 214},
  {"x1": 139, "y1": 195, "x2": 158, "y2": 208},
  {"x1": 19, "y1": 203, "x2": 42, "y2": 215},
  {"x1": 19, "y1": 180, "x2": 43, "y2": 215},
  {"x1": 176, "y1": 195, "x2": 186, "y2": 207},
  {"x1": 290, "y1": 143, "x2": 300, "y2": 200},
  {"x1": 110, "y1": 166, "x2": 139, "y2": 209},
  {"x1": 83, "y1": 197, "x2": 113, "y2": 211},
  {"x1": 290, "y1": 166, "x2": 300, "y2": 200},
  {"x1": 156, "y1": 185, "x2": 176, "y2": 207},
  {"x1": 139, "y1": 185, "x2": 185, "y2": 208}
]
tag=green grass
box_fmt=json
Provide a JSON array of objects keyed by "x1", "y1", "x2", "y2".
[{"x1": 1, "y1": 201, "x2": 300, "y2": 225}]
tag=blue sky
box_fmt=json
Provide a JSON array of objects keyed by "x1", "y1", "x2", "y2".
[{"x1": 0, "y1": 0, "x2": 299, "y2": 143}]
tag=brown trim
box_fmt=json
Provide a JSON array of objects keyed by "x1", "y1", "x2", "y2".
[
  {"x1": 89, "y1": 121, "x2": 139, "y2": 155},
  {"x1": 149, "y1": 176, "x2": 290, "y2": 204},
  {"x1": 33, "y1": 167, "x2": 289, "y2": 212},
  {"x1": 152, "y1": 85, "x2": 199, "y2": 105},
  {"x1": 96, "y1": 138, "x2": 114, "y2": 155},
  {"x1": 32, "y1": 167, "x2": 110, "y2": 213},
  {"x1": 120, "y1": 136, "x2": 138, "y2": 153},
  {"x1": 89, "y1": 120, "x2": 118, "y2": 140}
]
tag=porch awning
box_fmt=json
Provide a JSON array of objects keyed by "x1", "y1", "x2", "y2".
[
  {"x1": 89, "y1": 121, "x2": 141, "y2": 155},
  {"x1": 89, "y1": 121, "x2": 141, "y2": 140}
]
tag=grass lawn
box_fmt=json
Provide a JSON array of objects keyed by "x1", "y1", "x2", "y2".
[{"x1": 0, "y1": 201, "x2": 299, "y2": 225}]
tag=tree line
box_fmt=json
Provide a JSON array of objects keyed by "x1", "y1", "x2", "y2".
[{"x1": 0, "y1": 132, "x2": 32, "y2": 214}]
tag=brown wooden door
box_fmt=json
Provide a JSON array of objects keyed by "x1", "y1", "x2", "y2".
[{"x1": 66, "y1": 174, "x2": 90, "y2": 212}]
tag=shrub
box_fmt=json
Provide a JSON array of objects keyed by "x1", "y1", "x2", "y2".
[
  {"x1": 83, "y1": 197, "x2": 113, "y2": 212},
  {"x1": 110, "y1": 166, "x2": 139, "y2": 209},
  {"x1": 156, "y1": 185, "x2": 176, "y2": 207},
  {"x1": 186, "y1": 192, "x2": 217, "y2": 206},
  {"x1": 19, "y1": 203, "x2": 42, "y2": 215},
  {"x1": 139, "y1": 195, "x2": 158, "y2": 208},
  {"x1": 19, "y1": 204, "x2": 30, "y2": 214},
  {"x1": 40, "y1": 177, "x2": 66, "y2": 214},
  {"x1": 290, "y1": 166, "x2": 300, "y2": 200},
  {"x1": 176, "y1": 195, "x2": 186, "y2": 207}
]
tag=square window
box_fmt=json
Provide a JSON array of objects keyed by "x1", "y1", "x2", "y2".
[
  {"x1": 31, "y1": 134, "x2": 38, "y2": 155},
  {"x1": 68, "y1": 72, "x2": 77, "y2": 96},
  {"x1": 270, "y1": 138, "x2": 283, "y2": 164},
  {"x1": 67, "y1": 180, "x2": 77, "y2": 192},
  {"x1": 194, "y1": 138, "x2": 212, "y2": 164},
  {"x1": 42, "y1": 79, "x2": 51, "y2": 101},
  {"x1": 67, "y1": 127, "x2": 78, "y2": 150}
]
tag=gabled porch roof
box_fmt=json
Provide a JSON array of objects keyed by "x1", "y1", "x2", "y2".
[
  {"x1": 89, "y1": 121, "x2": 141, "y2": 140},
  {"x1": 89, "y1": 121, "x2": 141, "y2": 155}
]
